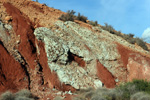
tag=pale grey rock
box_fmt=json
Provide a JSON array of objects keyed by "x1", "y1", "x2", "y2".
[
  {"x1": 0, "y1": 21, "x2": 10, "y2": 43},
  {"x1": 34, "y1": 27, "x2": 69, "y2": 65},
  {"x1": 34, "y1": 20, "x2": 150, "y2": 90},
  {"x1": 34, "y1": 27, "x2": 53, "y2": 41},
  {"x1": 4, "y1": 24, "x2": 12, "y2": 30},
  {"x1": 94, "y1": 80, "x2": 103, "y2": 88}
]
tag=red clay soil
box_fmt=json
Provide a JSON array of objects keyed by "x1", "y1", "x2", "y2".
[
  {"x1": 116, "y1": 43, "x2": 132, "y2": 68},
  {"x1": 37, "y1": 40, "x2": 76, "y2": 92},
  {"x1": 64, "y1": 94, "x2": 76, "y2": 100},
  {"x1": 72, "y1": 55, "x2": 86, "y2": 67},
  {"x1": 4, "y1": 3, "x2": 37, "y2": 70},
  {"x1": 127, "y1": 53, "x2": 150, "y2": 81},
  {"x1": 96, "y1": 60, "x2": 116, "y2": 88},
  {"x1": 0, "y1": 41, "x2": 29, "y2": 94}
]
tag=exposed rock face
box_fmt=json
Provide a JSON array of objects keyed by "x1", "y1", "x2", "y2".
[
  {"x1": 34, "y1": 27, "x2": 103, "y2": 89},
  {"x1": 0, "y1": 0, "x2": 150, "y2": 99}
]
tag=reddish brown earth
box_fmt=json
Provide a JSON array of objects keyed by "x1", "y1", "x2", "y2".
[
  {"x1": 116, "y1": 43, "x2": 132, "y2": 68},
  {"x1": 117, "y1": 43, "x2": 150, "y2": 82},
  {"x1": 96, "y1": 60, "x2": 116, "y2": 88},
  {"x1": 4, "y1": 2, "x2": 37, "y2": 69},
  {"x1": 0, "y1": 41, "x2": 28, "y2": 93},
  {"x1": 72, "y1": 54, "x2": 86, "y2": 68}
]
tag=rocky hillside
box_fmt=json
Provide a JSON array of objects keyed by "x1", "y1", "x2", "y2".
[{"x1": 0, "y1": 0, "x2": 150, "y2": 99}]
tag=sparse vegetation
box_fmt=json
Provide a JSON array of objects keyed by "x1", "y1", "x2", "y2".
[
  {"x1": 73, "y1": 79, "x2": 150, "y2": 100},
  {"x1": 0, "y1": 89, "x2": 36, "y2": 100},
  {"x1": 134, "y1": 38, "x2": 149, "y2": 51},
  {"x1": 15, "y1": 89, "x2": 33, "y2": 99},
  {"x1": 130, "y1": 92, "x2": 150, "y2": 100},
  {"x1": 59, "y1": 10, "x2": 98, "y2": 26},
  {"x1": 102, "y1": 23, "x2": 115, "y2": 34},
  {"x1": 0, "y1": 91, "x2": 15, "y2": 100},
  {"x1": 121, "y1": 35, "x2": 149, "y2": 51},
  {"x1": 88, "y1": 21, "x2": 98, "y2": 26},
  {"x1": 101, "y1": 23, "x2": 149, "y2": 51},
  {"x1": 59, "y1": 10, "x2": 76, "y2": 21},
  {"x1": 115, "y1": 79, "x2": 150, "y2": 100},
  {"x1": 43, "y1": 3, "x2": 48, "y2": 6},
  {"x1": 76, "y1": 13, "x2": 87, "y2": 23}
]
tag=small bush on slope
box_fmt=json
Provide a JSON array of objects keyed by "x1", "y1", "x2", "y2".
[
  {"x1": 130, "y1": 92, "x2": 150, "y2": 100},
  {"x1": 74, "y1": 87, "x2": 122, "y2": 100},
  {"x1": 101, "y1": 23, "x2": 149, "y2": 51},
  {"x1": 76, "y1": 13, "x2": 87, "y2": 23},
  {"x1": 116, "y1": 79, "x2": 150, "y2": 100},
  {"x1": 73, "y1": 80, "x2": 150, "y2": 100},
  {"x1": 15, "y1": 89, "x2": 33, "y2": 99},
  {"x1": 134, "y1": 38, "x2": 149, "y2": 51},
  {"x1": 88, "y1": 21, "x2": 98, "y2": 26},
  {"x1": 121, "y1": 34, "x2": 149, "y2": 51},
  {"x1": 0, "y1": 89, "x2": 36, "y2": 100},
  {"x1": 59, "y1": 10, "x2": 76, "y2": 21},
  {"x1": 0, "y1": 91, "x2": 15, "y2": 100},
  {"x1": 101, "y1": 23, "x2": 115, "y2": 34},
  {"x1": 59, "y1": 10, "x2": 98, "y2": 26}
]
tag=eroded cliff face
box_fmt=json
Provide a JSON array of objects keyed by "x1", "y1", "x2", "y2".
[{"x1": 0, "y1": 0, "x2": 150, "y2": 99}]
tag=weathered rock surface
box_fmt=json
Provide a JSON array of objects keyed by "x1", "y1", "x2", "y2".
[{"x1": 0, "y1": 0, "x2": 150, "y2": 99}]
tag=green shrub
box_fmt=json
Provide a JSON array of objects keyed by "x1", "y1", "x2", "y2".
[
  {"x1": 116, "y1": 79, "x2": 150, "y2": 100},
  {"x1": 59, "y1": 10, "x2": 76, "y2": 21},
  {"x1": 89, "y1": 21, "x2": 98, "y2": 26},
  {"x1": 121, "y1": 34, "x2": 135, "y2": 44},
  {"x1": 91, "y1": 95, "x2": 107, "y2": 100},
  {"x1": 74, "y1": 87, "x2": 120, "y2": 100},
  {"x1": 116, "y1": 83, "x2": 137, "y2": 99},
  {"x1": 76, "y1": 13, "x2": 87, "y2": 23},
  {"x1": 102, "y1": 23, "x2": 121, "y2": 35},
  {"x1": 15, "y1": 97, "x2": 34, "y2": 100},
  {"x1": 101, "y1": 23, "x2": 115, "y2": 34},
  {"x1": 73, "y1": 80, "x2": 150, "y2": 100},
  {"x1": 128, "y1": 33, "x2": 134, "y2": 38},
  {"x1": 101, "y1": 23, "x2": 148, "y2": 51},
  {"x1": 43, "y1": 3, "x2": 48, "y2": 6},
  {"x1": 130, "y1": 92, "x2": 150, "y2": 100},
  {"x1": 130, "y1": 80, "x2": 150, "y2": 93},
  {"x1": 138, "y1": 94, "x2": 150, "y2": 100},
  {"x1": 59, "y1": 10, "x2": 99, "y2": 26},
  {"x1": 0, "y1": 90, "x2": 36, "y2": 100},
  {"x1": 120, "y1": 34, "x2": 148, "y2": 51},
  {"x1": 15, "y1": 89, "x2": 33, "y2": 98},
  {"x1": 0, "y1": 91, "x2": 15, "y2": 100},
  {"x1": 114, "y1": 31, "x2": 122, "y2": 37},
  {"x1": 134, "y1": 38, "x2": 149, "y2": 51}
]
